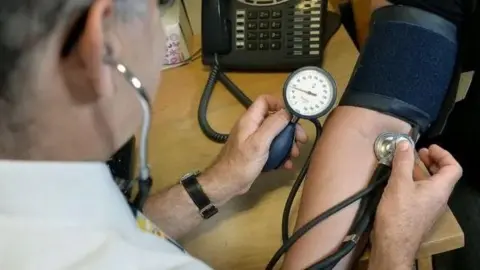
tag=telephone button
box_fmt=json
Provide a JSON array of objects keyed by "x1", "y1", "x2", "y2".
[
  {"x1": 271, "y1": 42, "x2": 281, "y2": 50},
  {"x1": 247, "y1": 22, "x2": 258, "y2": 30},
  {"x1": 247, "y1": 42, "x2": 258, "y2": 50},
  {"x1": 247, "y1": 32, "x2": 258, "y2": 40},
  {"x1": 272, "y1": 21, "x2": 282, "y2": 29},
  {"x1": 271, "y1": 31, "x2": 281, "y2": 39},
  {"x1": 272, "y1": 10, "x2": 282, "y2": 18},
  {"x1": 247, "y1": 11, "x2": 258, "y2": 19},
  {"x1": 259, "y1": 42, "x2": 269, "y2": 50},
  {"x1": 259, "y1": 32, "x2": 269, "y2": 40},
  {"x1": 259, "y1": 11, "x2": 270, "y2": 19},
  {"x1": 259, "y1": 22, "x2": 269, "y2": 29}
]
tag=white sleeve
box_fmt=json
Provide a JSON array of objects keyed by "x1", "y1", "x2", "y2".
[
  {"x1": 0, "y1": 162, "x2": 213, "y2": 270},
  {"x1": 0, "y1": 219, "x2": 213, "y2": 270}
]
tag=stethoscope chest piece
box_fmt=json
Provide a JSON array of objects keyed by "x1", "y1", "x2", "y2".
[{"x1": 374, "y1": 132, "x2": 414, "y2": 166}]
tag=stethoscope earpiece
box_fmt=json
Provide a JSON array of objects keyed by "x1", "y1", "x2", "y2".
[{"x1": 104, "y1": 49, "x2": 152, "y2": 210}]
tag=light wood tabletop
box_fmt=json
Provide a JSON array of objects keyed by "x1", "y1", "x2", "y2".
[{"x1": 150, "y1": 25, "x2": 464, "y2": 270}]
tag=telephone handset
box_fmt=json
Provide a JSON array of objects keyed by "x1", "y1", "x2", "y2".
[
  {"x1": 202, "y1": 0, "x2": 232, "y2": 56},
  {"x1": 201, "y1": 0, "x2": 340, "y2": 71}
]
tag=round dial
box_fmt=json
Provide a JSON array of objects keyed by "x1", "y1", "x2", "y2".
[{"x1": 283, "y1": 67, "x2": 337, "y2": 118}]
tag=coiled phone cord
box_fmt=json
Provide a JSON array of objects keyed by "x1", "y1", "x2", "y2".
[
  {"x1": 198, "y1": 61, "x2": 325, "y2": 245},
  {"x1": 198, "y1": 63, "x2": 253, "y2": 143},
  {"x1": 198, "y1": 62, "x2": 392, "y2": 270}
]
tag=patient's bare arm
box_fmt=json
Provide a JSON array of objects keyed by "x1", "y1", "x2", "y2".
[
  {"x1": 282, "y1": 106, "x2": 410, "y2": 269},
  {"x1": 279, "y1": 0, "x2": 461, "y2": 266}
]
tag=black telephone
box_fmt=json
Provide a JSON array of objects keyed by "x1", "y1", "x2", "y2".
[{"x1": 201, "y1": 0, "x2": 341, "y2": 71}]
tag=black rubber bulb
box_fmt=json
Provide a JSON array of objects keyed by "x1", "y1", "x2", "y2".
[{"x1": 263, "y1": 122, "x2": 296, "y2": 172}]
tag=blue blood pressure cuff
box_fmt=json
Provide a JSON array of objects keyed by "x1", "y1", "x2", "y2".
[{"x1": 339, "y1": 5, "x2": 458, "y2": 133}]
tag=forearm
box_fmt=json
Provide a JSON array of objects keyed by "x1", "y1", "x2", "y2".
[
  {"x1": 368, "y1": 244, "x2": 413, "y2": 270},
  {"x1": 143, "y1": 169, "x2": 240, "y2": 239},
  {"x1": 282, "y1": 106, "x2": 411, "y2": 269}
]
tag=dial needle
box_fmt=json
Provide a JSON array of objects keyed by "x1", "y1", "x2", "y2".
[{"x1": 293, "y1": 87, "x2": 317, "y2": 97}]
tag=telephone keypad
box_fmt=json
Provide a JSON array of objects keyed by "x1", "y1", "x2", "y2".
[
  {"x1": 247, "y1": 22, "x2": 258, "y2": 30},
  {"x1": 247, "y1": 42, "x2": 258, "y2": 50},
  {"x1": 241, "y1": 8, "x2": 284, "y2": 51},
  {"x1": 247, "y1": 11, "x2": 258, "y2": 19},
  {"x1": 259, "y1": 11, "x2": 270, "y2": 19},
  {"x1": 259, "y1": 32, "x2": 269, "y2": 40},
  {"x1": 271, "y1": 21, "x2": 282, "y2": 29},
  {"x1": 227, "y1": 2, "x2": 324, "y2": 67},
  {"x1": 259, "y1": 22, "x2": 269, "y2": 29},
  {"x1": 271, "y1": 31, "x2": 281, "y2": 39},
  {"x1": 259, "y1": 42, "x2": 269, "y2": 50},
  {"x1": 272, "y1": 11, "x2": 282, "y2": 19},
  {"x1": 247, "y1": 32, "x2": 258, "y2": 40},
  {"x1": 271, "y1": 42, "x2": 281, "y2": 50}
]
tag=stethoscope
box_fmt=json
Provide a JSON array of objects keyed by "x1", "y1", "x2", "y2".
[
  {"x1": 198, "y1": 58, "x2": 423, "y2": 268},
  {"x1": 265, "y1": 128, "x2": 419, "y2": 269},
  {"x1": 104, "y1": 48, "x2": 153, "y2": 210},
  {"x1": 105, "y1": 49, "x2": 421, "y2": 269}
]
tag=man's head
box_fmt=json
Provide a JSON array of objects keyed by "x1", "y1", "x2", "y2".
[{"x1": 0, "y1": 0, "x2": 165, "y2": 160}]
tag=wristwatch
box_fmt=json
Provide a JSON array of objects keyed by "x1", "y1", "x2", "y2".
[{"x1": 180, "y1": 171, "x2": 218, "y2": 219}]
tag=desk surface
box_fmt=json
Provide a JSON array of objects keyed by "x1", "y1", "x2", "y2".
[{"x1": 151, "y1": 26, "x2": 463, "y2": 269}]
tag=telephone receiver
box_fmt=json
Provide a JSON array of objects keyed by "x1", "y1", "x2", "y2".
[{"x1": 202, "y1": 0, "x2": 232, "y2": 56}]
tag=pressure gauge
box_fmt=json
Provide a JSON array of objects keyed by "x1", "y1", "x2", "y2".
[{"x1": 283, "y1": 66, "x2": 337, "y2": 119}]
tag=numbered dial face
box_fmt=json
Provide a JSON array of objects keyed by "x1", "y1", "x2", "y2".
[{"x1": 284, "y1": 67, "x2": 336, "y2": 118}]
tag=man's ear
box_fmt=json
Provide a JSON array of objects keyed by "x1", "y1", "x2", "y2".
[{"x1": 63, "y1": 0, "x2": 116, "y2": 99}]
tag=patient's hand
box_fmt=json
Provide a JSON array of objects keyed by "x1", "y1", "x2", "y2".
[
  {"x1": 282, "y1": 106, "x2": 411, "y2": 270},
  {"x1": 369, "y1": 143, "x2": 462, "y2": 270}
]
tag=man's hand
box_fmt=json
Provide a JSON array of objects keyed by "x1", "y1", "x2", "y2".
[
  {"x1": 144, "y1": 95, "x2": 307, "y2": 239},
  {"x1": 369, "y1": 142, "x2": 462, "y2": 270},
  {"x1": 203, "y1": 95, "x2": 307, "y2": 196}
]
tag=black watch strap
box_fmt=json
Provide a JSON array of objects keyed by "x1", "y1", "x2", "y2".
[{"x1": 180, "y1": 172, "x2": 218, "y2": 219}]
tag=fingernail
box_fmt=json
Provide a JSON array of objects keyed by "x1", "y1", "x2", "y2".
[{"x1": 397, "y1": 141, "x2": 410, "y2": 151}]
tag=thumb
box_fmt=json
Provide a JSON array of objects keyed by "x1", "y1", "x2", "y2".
[
  {"x1": 390, "y1": 140, "x2": 415, "y2": 182},
  {"x1": 251, "y1": 109, "x2": 290, "y2": 146}
]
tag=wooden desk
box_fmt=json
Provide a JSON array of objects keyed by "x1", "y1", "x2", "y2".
[{"x1": 151, "y1": 27, "x2": 463, "y2": 270}]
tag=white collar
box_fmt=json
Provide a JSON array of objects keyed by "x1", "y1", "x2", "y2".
[{"x1": 0, "y1": 160, "x2": 138, "y2": 233}]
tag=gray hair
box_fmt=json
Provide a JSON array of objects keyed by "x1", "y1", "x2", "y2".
[{"x1": 0, "y1": 0, "x2": 147, "y2": 99}]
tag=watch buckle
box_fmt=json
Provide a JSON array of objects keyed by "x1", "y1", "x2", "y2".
[
  {"x1": 180, "y1": 171, "x2": 201, "y2": 182},
  {"x1": 200, "y1": 203, "x2": 217, "y2": 219}
]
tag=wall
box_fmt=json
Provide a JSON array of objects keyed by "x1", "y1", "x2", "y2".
[{"x1": 183, "y1": 0, "x2": 202, "y2": 35}]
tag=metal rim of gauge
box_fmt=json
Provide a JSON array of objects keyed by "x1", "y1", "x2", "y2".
[{"x1": 282, "y1": 66, "x2": 337, "y2": 120}]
